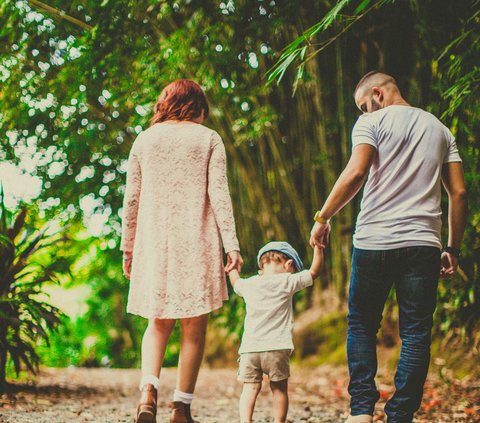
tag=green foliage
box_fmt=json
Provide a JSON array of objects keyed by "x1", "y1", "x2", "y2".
[
  {"x1": 266, "y1": 0, "x2": 480, "y2": 350},
  {"x1": 267, "y1": 0, "x2": 394, "y2": 90},
  {"x1": 0, "y1": 189, "x2": 66, "y2": 391},
  {"x1": 293, "y1": 311, "x2": 348, "y2": 366},
  {"x1": 2, "y1": 0, "x2": 354, "y2": 361},
  {"x1": 437, "y1": 2, "x2": 480, "y2": 119},
  {"x1": 0, "y1": 0, "x2": 479, "y2": 370},
  {"x1": 36, "y1": 234, "x2": 144, "y2": 368}
]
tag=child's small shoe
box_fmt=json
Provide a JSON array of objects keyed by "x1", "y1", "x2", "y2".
[
  {"x1": 169, "y1": 401, "x2": 199, "y2": 423},
  {"x1": 136, "y1": 384, "x2": 157, "y2": 423}
]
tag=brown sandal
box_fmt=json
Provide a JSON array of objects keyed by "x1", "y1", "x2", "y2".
[
  {"x1": 136, "y1": 384, "x2": 157, "y2": 423},
  {"x1": 169, "y1": 401, "x2": 199, "y2": 423}
]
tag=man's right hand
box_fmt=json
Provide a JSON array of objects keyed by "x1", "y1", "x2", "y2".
[
  {"x1": 440, "y1": 251, "x2": 458, "y2": 277},
  {"x1": 309, "y1": 222, "x2": 331, "y2": 248}
]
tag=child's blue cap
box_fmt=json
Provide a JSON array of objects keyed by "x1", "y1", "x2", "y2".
[{"x1": 257, "y1": 241, "x2": 304, "y2": 272}]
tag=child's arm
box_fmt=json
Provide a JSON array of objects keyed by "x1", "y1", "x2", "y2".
[
  {"x1": 228, "y1": 269, "x2": 241, "y2": 286},
  {"x1": 309, "y1": 245, "x2": 324, "y2": 280}
]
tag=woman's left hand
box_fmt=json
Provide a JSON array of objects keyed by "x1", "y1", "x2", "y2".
[
  {"x1": 225, "y1": 250, "x2": 243, "y2": 273},
  {"x1": 123, "y1": 252, "x2": 133, "y2": 279}
]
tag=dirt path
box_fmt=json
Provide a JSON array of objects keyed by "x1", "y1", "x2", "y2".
[{"x1": 0, "y1": 366, "x2": 478, "y2": 422}]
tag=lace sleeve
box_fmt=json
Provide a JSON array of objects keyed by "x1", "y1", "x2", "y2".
[
  {"x1": 120, "y1": 144, "x2": 142, "y2": 253},
  {"x1": 208, "y1": 132, "x2": 240, "y2": 253}
]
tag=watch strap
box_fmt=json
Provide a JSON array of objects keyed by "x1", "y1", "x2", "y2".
[
  {"x1": 314, "y1": 211, "x2": 329, "y2": 224},
  {"x1": 443, "y1": 246, "x2": 460, "y2": 258}
]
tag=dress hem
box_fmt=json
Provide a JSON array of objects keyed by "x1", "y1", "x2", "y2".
[{"x1": 127, "y1": 299, "x2": 227, "y2": 320}]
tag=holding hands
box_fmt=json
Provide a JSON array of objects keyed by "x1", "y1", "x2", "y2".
[
  {"x1": 309, "y1": 221, "x2": 331, "y2": 249},
  {"x1": 225, "y1": 250, "x2": 243, "y2": 273}
]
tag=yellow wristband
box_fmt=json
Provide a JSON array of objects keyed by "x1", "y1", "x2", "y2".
[{"x1": 314, "y1": 211, "x2": 329, "y2": 224}]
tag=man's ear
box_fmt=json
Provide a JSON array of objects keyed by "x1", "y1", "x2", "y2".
[{"x1": 372, "y1": 86, "x2": 383, "y2": 102}]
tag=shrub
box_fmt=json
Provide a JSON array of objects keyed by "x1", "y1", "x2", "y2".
[{"x1": 0, "y1": 189, "x2": 66, "y2": 392}]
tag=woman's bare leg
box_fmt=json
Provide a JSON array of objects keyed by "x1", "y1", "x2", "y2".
[
  {"x1": 141, "y1": 318, "x2": 176, "y2": 378},
  {"x1": 176, "y1": 314, "x2": 209, "y2": 393}
]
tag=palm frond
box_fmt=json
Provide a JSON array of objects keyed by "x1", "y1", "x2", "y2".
[
  {"x1": 0, "y1": 194, "x2": 70, "y2": 387},
  {"x1": 7, "y1": 208, "x2": 27, "y2": 241}
]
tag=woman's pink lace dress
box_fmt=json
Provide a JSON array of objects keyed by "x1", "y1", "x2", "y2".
[{"x1": 120, "y1": 122, "x2": 240, "y2": 319}]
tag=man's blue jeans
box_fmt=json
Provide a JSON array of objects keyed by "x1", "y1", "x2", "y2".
[{"x1": 347, "y1": 246, "x2": 440, "y2": 422}]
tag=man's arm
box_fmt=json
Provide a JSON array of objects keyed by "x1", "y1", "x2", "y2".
[
  {"x1": 441, "y1": 161, "x2": 468, "y2": 275},
  {"x1": 310, "y1": 144, "x2": 376, "y2": 247}
]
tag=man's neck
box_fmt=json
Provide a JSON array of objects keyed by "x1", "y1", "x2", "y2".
[{"x1": 388, "y1": 95, "x2": 410, "y2": 107}]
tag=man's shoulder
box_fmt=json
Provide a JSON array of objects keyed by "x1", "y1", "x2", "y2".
[{"x1": 381, "y1": 105, "x2": 442, "y2": 122}]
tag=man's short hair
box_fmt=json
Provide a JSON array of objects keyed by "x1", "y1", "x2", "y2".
[{"x1": 354, "y1": 71, "x2": 398, "y2": 97}]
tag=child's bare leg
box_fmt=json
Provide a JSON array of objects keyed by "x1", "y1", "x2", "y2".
[
  {"x1": 270, "y1": 379, "x2": 288, "y2": 423},
  {"x1": 239, "y1": 382, "x2": 262, "y2": 423}
]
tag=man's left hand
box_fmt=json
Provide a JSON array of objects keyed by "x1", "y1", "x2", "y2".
[{"x1": 440, "y1": 251, "x2": 458, "y2": 277}]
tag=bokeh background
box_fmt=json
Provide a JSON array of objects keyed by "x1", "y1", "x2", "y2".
[{"x1": 0, "y1": 0, "x2": 478, "y2": 389}]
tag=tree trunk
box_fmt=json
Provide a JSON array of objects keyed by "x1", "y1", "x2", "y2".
[
  {"x1": 335, "y1": 32, "x2": 354, "y2": 300},
  {"x1": 0, "y1": 330, "x2": 8, "y2": 393}
]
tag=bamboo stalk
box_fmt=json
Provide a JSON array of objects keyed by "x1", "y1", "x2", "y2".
[{"x1": 29, "y1": 0, "x2": 93, "y2": 31}]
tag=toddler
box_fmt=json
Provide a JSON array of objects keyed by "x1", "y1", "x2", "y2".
[{"x1": 228, "y1": 241, "x2": 324, "y2": 423}]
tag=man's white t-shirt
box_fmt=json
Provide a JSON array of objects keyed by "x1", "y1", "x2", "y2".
[
  {"x1": 234, "y1": 270, "x2": 313, "y2": 354},
  {"x1": 352, "y1": 105, "x2": 462, "y2": 250}
]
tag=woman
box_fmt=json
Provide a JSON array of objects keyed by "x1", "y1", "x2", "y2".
[{"x1": 121, "y1": 79, "x2": 243, "y2": 423}]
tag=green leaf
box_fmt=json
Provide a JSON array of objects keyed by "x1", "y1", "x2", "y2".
[
  {"x1": 7, "y1": 208, "x2": 27, "y2": 241},
  {"x1": 0, "y1": 184, "x2": 6, "y2": 235},
  {"x1": 354, "y1": 0, "x2": 373, "y2": 14}
]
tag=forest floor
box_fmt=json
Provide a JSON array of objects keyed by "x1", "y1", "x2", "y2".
[{"x1": 0, "y1": 365, "x2": 478, "y2": 423}]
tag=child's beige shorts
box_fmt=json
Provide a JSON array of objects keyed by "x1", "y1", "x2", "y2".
[{"x1": 237, "y1": 349, "x2": 292, "y2": 383}]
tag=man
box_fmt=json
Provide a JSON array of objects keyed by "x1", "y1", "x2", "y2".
[{"x1": 310, "y1": 71, "x2": 467, "y2": 423}]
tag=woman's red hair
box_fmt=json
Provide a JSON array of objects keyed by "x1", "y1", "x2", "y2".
[{"x1": 150, "y1": 79, "x2": 209, "y2": 125}]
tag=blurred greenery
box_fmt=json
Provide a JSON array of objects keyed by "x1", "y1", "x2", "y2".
[
  {"x1": 0, "y1": 0, "x2": 478, "y2": 376},
  {"x1": 267, "y1": 0, "x2": 480, "y2": 354},
  {"x1": 0, "y1": 190, "x2": 65, "y2": 391}
]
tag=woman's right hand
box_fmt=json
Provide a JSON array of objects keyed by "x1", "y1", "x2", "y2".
[{"x1": 225, "y1": 250, "x2": 243, "y2": 273}]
